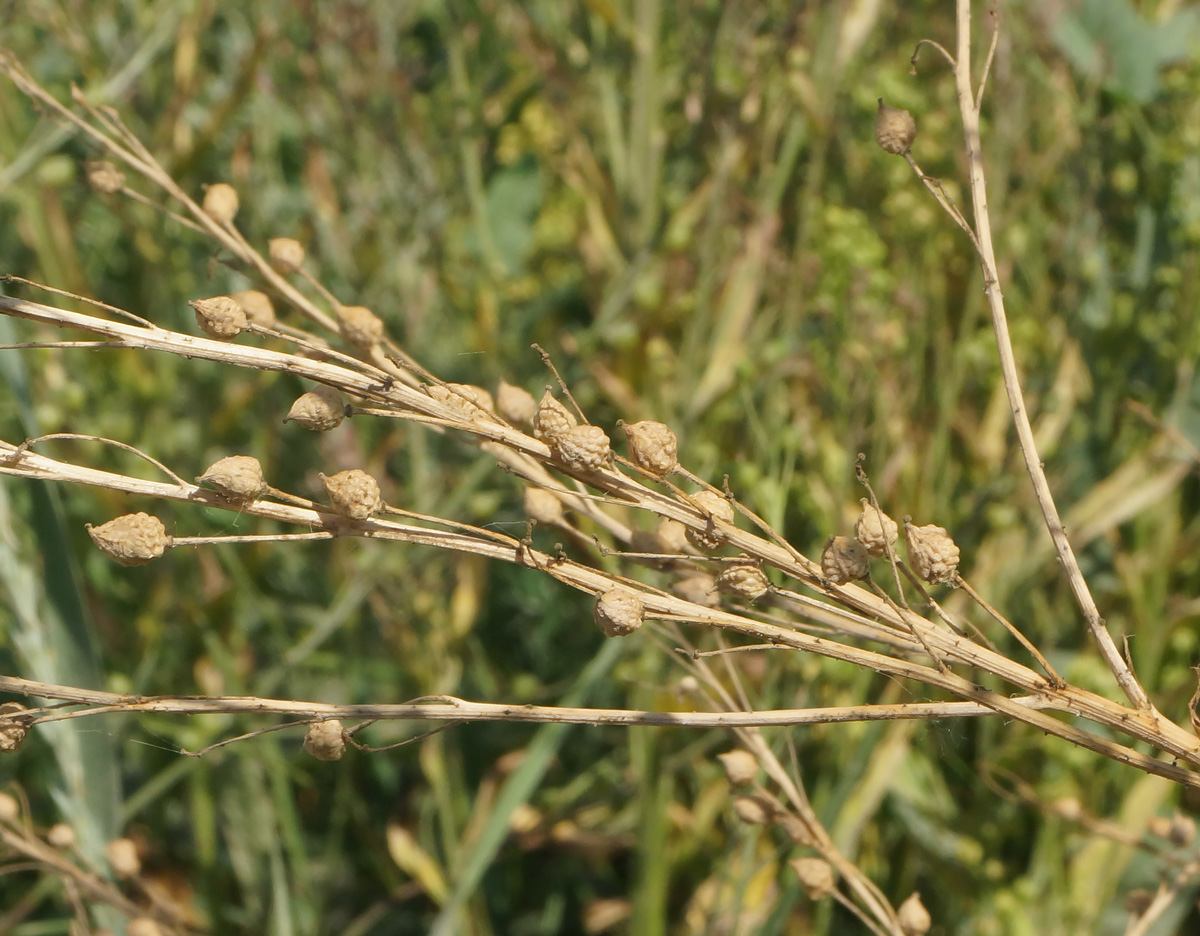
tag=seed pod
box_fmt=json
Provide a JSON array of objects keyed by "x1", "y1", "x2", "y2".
[
  {"x1": 285, "y1": 385, "x2": 346, "y2": 431},
  {"x1": 197, "y1": 455, "x2": 267, "y2": 500},
  {"x1": 875, "y1": 98, "x2": 917, "y2": 155},
  {"x1": 1170, "y1": 814, "x2": 1197, "y2": 847},
  {"x1": 717, "y1": 750, "x2": 757, "y2": 787},
  {"x1": 532, "y1": 390, "x2": 578, "y2": 441},
  {"x1": 623, "y1": 420, "x2": 678, "y2": 477},
  {"x1": 268, "y1": 237, "x2": 306, "y2": 273},
  {"x1": 898, "y1": 892, "x2": 932, "y2": 936},
  {"x1": 593, "y1": 589, "x2": 644, "y2": 637},
  {"x1": 0, "y1": 703, "x2": 28, "y2": 754},
  {"x1": 429, "y1": 383, "x2": 495, "y2": 420},
  {"x1": 190, "y1": 295, "x2": 248, "y2": 339},
  {"x1": 524, "y1": 487, "x2": 564, "y2": 526},
  {"x1": 688, "y1": 490, "x2": 735, "y2": 550},
  {"x1": 733, "y1": 795, "x2": 771, "y2": 826},
  {"x1": 1125, "y1": 889, "x2": 1153, "y2": 916},
  {"x1": 675, "y1": 573, "x2": 720, "y2": 608},
  {"x1": 87, "y1": 513, "x2": 170, "y2": 566},
  {"x1": 321, "y1": 469, "x2": 382, "y2": 519},
  {"x1": 47, "y1": 823, "x2": 76, "y2": 849},
  {"x1": 0, "y1": 792, "x2": 18, "y2": 822},
  {"x1": 127, "y1": 919, "x2": 163, "y2": 936},
  {"x1": 86, "y1": 160, "x2": 125, "y2": 194},
  {"x1": 303, "y1": 719, "x2": 346, "y2": 761},
  {"x1": 1054, "y1": 797, "x2": 1083, "y2": 822},
  {"x1": 337, "y1": 304, "x2": 384, "y2": 349},
  {"x1": 654, "y1": 518, "x2": 689, "y2": 555},
  {"x1": 716, "y1": 561, "x2": 770, "y2": 601},
  {"x1": 791, "y1": 857, "x2": 836, "y2": 900},
  {"x1": 106, "y1": 837, "x2": 141, "y2": 878},
  {"x1": 821, "y1": 535, "x2": 868, "y2": 585},
  {"x1": 497, "y1": 380, "x2": 537, "y2": 424},
  {"x1": 230, "y1": 289, "x2": 276, "y2": 327},
  {"x1": 202, "y1": 183, "x2": 239, "y2": 224},
  {"x1": 904, "y1": 521, "x2": 960, "y2": 585},
  {"x1": 854, "y1": 498, "x2": 898, "y2": 557},
  {"x1": 552, "y1": 424, "x2": 611, "y2": 472}
]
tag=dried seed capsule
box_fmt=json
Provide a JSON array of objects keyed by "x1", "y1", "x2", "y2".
[
  {"x1": 268, "y1": 237, "x2": 306, "y2": 273},
  {"x1": 688, "y1": 490, "x2": 735, "y2": 550},
  {"x1": 497, "y1": 380, "x2": 537, "y2": 424},
  {"x1": 904, "y1": 521, "x2": 960, "y2": 585},
  {"x1": 717, "y1": 750, "x2": 757, "y2": 787},
  {"x1": 716, "y1": 561, "x2": 770, "y2": 601},
  {"x1": 197, "y1": 455, "x2": 267, "y2": 500},
  {"x1": 321, "y1": 469, "x2": 382, "y2": 519},
  {"x1": 428, "y1": 383, "x2": 495, "y2": 420},
  {"x1": 86, "y1": 160, "x2": 125, "y2": 194},
  {"x1": 593, "y1": 589, "x2": 644, "y2": 637},
  {"x1": 202, "y1": 183, "x2": 239, "y2": 224},
  {"x1": 0, "y1": 703, "x2": 28, "y2": 754},
  {"x1": 524, "y1": 487, "x2": 564, "y2": 526},
  {"x1": 190, "y1": 295, "x2": 248, "y2": 339},
  {"x1": 552, "y1": 424, "x2": 611, "y2": 472},
  {"x1": 127, "y1": 919, "x2": 163, "y2": 936},
  {"x1": 106, "y1": 837, "x2": 141, "y2": 878},
  {"x1": 821, "y1": 535, "x2": 868, "y2": 585},
  {"x1": 0, "y1": 792, "x2": 18, "y2": 822},
  {"x1": 1054, "y1": 797, "x2": 1083, "y2": 822},
  {"x1": 532, "y1": 390, "x2": 577, "y2": 441},
  {"x1": 87, "y1": 513, "x2": 170, "y2": 566},
  {"x1": 675, "y1": 573, "x2": 720, "y2": 608},
  {"x1": 898, "y1": 892, "x2": 931, "y2": 936},
  {"x1": 47, "y1": 822, "x2": 76, "y2": 849},
  {"x1": 875, "y1": 98, "x2": 917, "y2": 155},
  {"x1": 733, "y1": 795, "x2": 771, "y2": 826},
  {"x1": 1169, "y1": 814, "x2": 1197, "y2": 847},
  {"x1": 791, "y1": 857, "x2": 836, "y2": 900},
  {"x1": 854, "y1": 498, "x2": 898, "y2": 557},
  {"x1": 303, "y1": 719, "x2": 346, "y2": 761},
  {"x1": 230, "y1": 289, "x2": 276, "y2": 327},
  {"x1": 285, "y1": 385, "x2": 346, "y2": 431},
  {"x1": 622, "y1": 420, "x2": 678, "y2": 477},
  {"x1": 654, "y1": 518, "x2": 689, "y2": 554},
  {"x1": 337, "y1": 304, "x2": 385, "y2": 349}
]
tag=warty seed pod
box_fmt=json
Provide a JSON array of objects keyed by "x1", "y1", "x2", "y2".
[
  {"x1": 552, "y1": 424, "x2": 611, "y2": 472},
  {"x1": 904, "y1": 520, "x2": 960, "y2": 584},
  {"x1": 86, "y1": 160, "x2": 125, "y2": 194},
  {"x1": 821, "y1": 535, "x2": 868, "y2": 585},
  {"x1": 623, "y1": 420, "x2": 678, "y2": 477},
  {"x1": 106, "y1": 837, "x2": 141, "y2": 878},
  {"x1": 524, "y1": 487, "x2": 565, "y2": 526},
  {"x1": 733, "y1": 795, "x2": 771, "y2": 826},
  {"x1": 87, "y1": 513, "x2": 170, "y2": 566},
  {"x1": 303, "y1": 719, "x2": 346, "y2": 761},
  {"x1": 716, "y1": 561, "x2": 770, "y2": 601},
  {"x1": 791, "y1": 857, "x2": 836, "y2": 900},
  {"x1": 202, "y1": 183, "x2": 239, "y2": 224},
  {"x1": 197, "y1": 455, "x2": 267, "y2": 500},
  {"x1": 898, "y1": 892, "x2": 932, "y2": 936},
  {"x1": 268, "y1": 237, "x2": 306, "y2": 273},
  {"x1": 230, "y1": 289, "x2": 276, "y2": 327},
  {"x1": 337, "y1": 304, "x2": 385, "y2": 349},
  {"x1": 497, "y1": 379, "x2": 537, "y2": 424},
  {"x1": 0, "y1": 703, "x2": 28, "y2": 754},
  {"x1": 875, "y1": 98, "x2": 917, "y2": 155},
  {"x1": 285, "y1": 385, "x2": 346, "y2": 431},
  {"x1": 47, "y1": 823, "x2": 76, "y2": 849},
  {"x1": 687, "y1": 490, "x2": 735, "y2": 550},
  {"x1": 854, "y1": 498, "x2": 898, "y2": 557},
  {"x1": 717, "y1": 750, "x2": 758, "y2": 787},
  {"x1": 532, "y1": 390, "x2": 577, "y2": 441},
  {"x1": 593, "y1": 589, "x2": 644, "y2": 637},
  {"x1": 321, "y1": 469, "x2": 382, "y2": 519},
  {"x1": 190, "y1": 295, "x2": 248, "y2": 339}
]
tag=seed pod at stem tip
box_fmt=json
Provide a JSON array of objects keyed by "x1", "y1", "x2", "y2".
[
  {"x1": 321, "y1": 469, "x2": 382, "y2": 519},
  {"x1": 717, "y1": 749, "x2": 757, "y2": 786},
  {"x1": 732, "y1": 795, "x2": 771, "y2": 826},
  {"x1": 715, "y1": 562, "x2": 770, "y2": 602},
  {"x1": 875, "y1": 98, "x2": 917, "y2": 155},
  {"x1": 88, "y1": 513, "x2": 170, "y2": 566},
  {"x1": 304, "y1": 719, "x2": 346, "y2": 760},
  {"x1": 230, "y1": 289, "x2": 276, "y2": 327},
  {"x1": 524, "y1": 487, "x2": 564, "y2": 526},
  {"x1": 337, "y1": 304, "x2": 385, "y2": 349},
  {"x1": 86, "y1": 160, "x2": 125, "y2": 194},
  {"x1": 202, "y1": 182, "x2": 239, "y2": 224},
  {"x1": 497, "y1": 380, "x2": 537, "y2": 424},
  {"x1": 268, "y1": 237, "x2": 306, "y2": 273},
  {"x1": 106, "y1": 837, "x2": 141, "y2": 878},
  {"x1": 854, "y1": 498, "x2": 898, "y2": 557},
  {"x1": 594, "y1": 589, "x2": 644, "y2": 637},
  {"x1": 190, "y1": 295, "x2": 247, "y2": 339},
  {"x1": 791, "y1": 857, "x2": 836, "y2": 900},
  {"x1": 898, "y1": 892, "x2": 932, "y2": 936},
  {"x1": 532, "y1": 390, "x2": 577, "y2": 441},
  {"x1": 622, "y1": 420, "x2": 678, "y2": 476},
  {"x1": 552, "y1": 424, "x2": 611, "y2": 472},
  {"x1": 285, "y1": 385, "x2": 346, "y2": 431},
  {"x1": 0, "y1": 703, "x2": 29, "y2": 754},
  {"x1": 904, "y1": 520, "x2": 960, "y2": 585},
  {"x1": 687, "y1": 490, "x2": 734, "y2": 550},
  {"x1": 821, "y1": 535, "x2": 868, "y2": 585},
  {"x1": 197, "y1": 455, "x2": 267, "y2": 500}
]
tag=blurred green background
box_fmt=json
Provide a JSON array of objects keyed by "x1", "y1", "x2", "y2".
[{"x1": 2, "y1": 0, "x2": 1200, "y2": 933}]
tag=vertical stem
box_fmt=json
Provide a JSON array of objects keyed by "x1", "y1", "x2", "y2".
[{"x1": 951, "y1": 0, "x2": 1150, "y2": 710}]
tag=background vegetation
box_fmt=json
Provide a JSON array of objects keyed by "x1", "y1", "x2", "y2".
[{"x1": 2, "y1": 0, "x2": 1200, "y2": 933}]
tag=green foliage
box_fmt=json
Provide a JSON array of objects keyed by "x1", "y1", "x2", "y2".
[{"x1": 2, "y1": 1, "x2": 1200, "y2": 933}]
